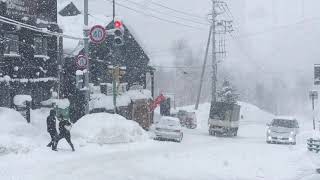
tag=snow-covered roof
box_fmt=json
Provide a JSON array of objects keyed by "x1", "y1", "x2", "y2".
[
  {"x1": 90, "y1": 90, "x2": 152, "y2": 111},
  {"x1": 57, "y1": 0, "x2": 149, "y2": 57},
  {"x1": 41, "y1": 98, "x2": 70, "y2": 109},
  {"x1": 274, "y1": 116, "x2": 296, "y2": 121},
  {"x1": 57, "y1": 0, "x2": 110, "y2": 53}
]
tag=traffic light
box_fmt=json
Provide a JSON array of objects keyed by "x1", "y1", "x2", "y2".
[{"x1": 113, "y1": 20, "x2": 124, "y2": 46}]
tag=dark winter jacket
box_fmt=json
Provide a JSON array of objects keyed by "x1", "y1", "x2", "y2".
[
  {"x1": 59, "y1": 120, "x2": 72, "y2": 135},
  {"x1": 47, "y1": 110, "x2": 57, "y2": 133}
]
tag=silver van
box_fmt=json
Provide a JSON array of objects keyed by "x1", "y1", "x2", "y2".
[{"x1": 266, "y1": 117, "x2": 299, "y2": 145}]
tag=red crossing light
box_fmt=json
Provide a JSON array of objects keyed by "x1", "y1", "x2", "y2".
[{"x1": 114, "y1": 20, "x2": 122, "y2": 28}]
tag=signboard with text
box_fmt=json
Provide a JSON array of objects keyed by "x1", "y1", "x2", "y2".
[
  {"x1": 76, "y1": 55, "x2": 88, "y2": 69},
  {"x1": 89, "y1": 25, "x2": 107, "y2": 44}
]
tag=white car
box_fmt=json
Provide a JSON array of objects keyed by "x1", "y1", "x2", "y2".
[
  {"x1": 154, "y1": 116, "x2": 183, "y2": 142},
  {"x1": 266, "y1": 117, "x2": 299, "y2": 145}
]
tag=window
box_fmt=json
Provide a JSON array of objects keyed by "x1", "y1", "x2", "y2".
[
  {"x1": 271, "y1": 119, "x2": 298, "y2": 128},
  {"x1": 34, "y1": 36, "x2": 48, "y2": 55},
  {"x1": 4, "y1": 34, "x2": 19, "y2": 54}
]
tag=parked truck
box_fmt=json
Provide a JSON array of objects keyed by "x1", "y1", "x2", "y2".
[{"x1": 208, "y1": 102, "x2": 241, "y2": 136}]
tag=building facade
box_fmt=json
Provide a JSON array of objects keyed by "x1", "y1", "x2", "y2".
[{"x1": 0, "y1": 0, "x2": 60, "y2": 107}]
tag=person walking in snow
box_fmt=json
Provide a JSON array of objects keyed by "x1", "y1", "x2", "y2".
[
  {"x1": 46, "y1": 109, "x2": 57, "y2": 149},
  {"x1": 53, "y1": 115, "x2": 75, "y2": 152}
]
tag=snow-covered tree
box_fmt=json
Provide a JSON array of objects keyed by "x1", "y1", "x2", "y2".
[{"x1": 217, "y1": 80, "x2": 238, "y2": 104}]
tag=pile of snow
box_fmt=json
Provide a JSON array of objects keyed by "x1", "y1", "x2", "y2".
[
  {"x1": 72, "y1": 113, "x2": 149, "y2": 144},
  {"x1": 0, "y1": 108, "x2": 40, "y2": 155},
  {"x1": 13, "y1": 95, "x2": 32, "y2": 106},
  {"x1": 169, "y1": 101, "x2": 275, "y2": 129},
  {"x1": 0, "y1": 108, "x2": 37, "y2": 136},
  {"x1": 238, "y1": 101, "x2": 275, "y2": 124}
]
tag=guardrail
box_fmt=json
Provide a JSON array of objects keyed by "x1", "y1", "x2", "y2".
[{"x1": 307, "y1": 138, "x2": 320, "y2": 153}]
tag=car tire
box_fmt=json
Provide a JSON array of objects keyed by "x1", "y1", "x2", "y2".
[
  {"x1": 266, "y1": 141, "x2": 271, "y2": 144},
  {"x1": 291, "y1": 142, "x2": 296, "y2": 145},
  {"x1": 233, "y1": 129, "x2": 238, "y2": 136}
]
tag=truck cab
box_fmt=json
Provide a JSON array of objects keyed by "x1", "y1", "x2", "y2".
[{"x1": 208, "y1": 102, "x2": 241, "y2": 136}]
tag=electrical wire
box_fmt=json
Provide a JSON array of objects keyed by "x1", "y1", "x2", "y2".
[
  {"x1": 119, "y1": 0, "x2": 210, "y2": 26},
  {"x1": 148, "y1": 0, "x2": 205, "y2": 20},
  {"x1": 104, "y1": 0, "x2": 207, "y2": 30},
  {"x1": 0, "y1": 15, "x2": 82, "y2": 40}
]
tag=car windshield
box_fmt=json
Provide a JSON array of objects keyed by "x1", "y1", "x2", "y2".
[
  {"x1": 271, "y1": 119, "x2": 297, "y2": 128},
  {"x1": 160, "y1": 119, "x2": 179, "y2": 127}
]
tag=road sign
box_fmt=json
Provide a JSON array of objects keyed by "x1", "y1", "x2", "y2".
[
  {"x1": 315, "y1": 64, "x2": 320, "y2": 85},
  {"x1": 76, "y1": 55, "x2": 88, "y2": 69},
  {"x1": 89, "y1": 25, "x2": 106, "y2": 44}
]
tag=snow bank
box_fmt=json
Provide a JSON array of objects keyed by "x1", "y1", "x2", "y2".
[
  {"x1": 238, "y1": 101, "x2": 275, "y2": 124},
  {"x1": 72, "y1": 113, "x2": 149, "y2": 144},
  {"x1": 170, "y1": 101, "x2": 275, "y2": 129},
  {"x1": 0, "y1": 107, "x2": 37, "y2": 136},
  {"x1": 13, "y1": 95, "x2": 32, "y2": 106},
  {"x1": 0, "y1": 108, "x2": 40, "y2": 155}
]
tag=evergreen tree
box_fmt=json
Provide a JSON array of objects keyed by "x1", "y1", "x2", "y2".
[{"x1": 217, "y1": 80, "x2": 238, "y2": 104}]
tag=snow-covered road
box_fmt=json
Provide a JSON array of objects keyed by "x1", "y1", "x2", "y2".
[{"x1": 1, "y1": 103, "x2": 320, "y2": 180}]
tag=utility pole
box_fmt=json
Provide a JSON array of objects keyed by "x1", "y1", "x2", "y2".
[
  {"x1": 195, "y1": 0, "x2": 232, "y2": 107},
  {"x1": 309, "y1": 90, "x2": 318, "y2": 130},
  {"x1": 57, "y1": 35, "x2": 63, "y2": 99},
  {"x1": 195, "y1": 25, "x2": 212, "y2": 110},
  {"x1": 301, "y1": 0, "x2": 305, "y2": 19},
  {"x1": 84, "y1": 0, "x2": 90, "y2": 114},
  {"x1": 113, "y1": 0, "x2": 115, "y2": 22},
  {"x1": 211, "y1": 0, "x2": 217, "y2": 103}
]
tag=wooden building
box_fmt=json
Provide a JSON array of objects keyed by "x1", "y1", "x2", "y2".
[
  {"x1": 58, "y1": 2, "x2": 155, "y2": 124},
  {"x1": 0, "y1": 0, "x2": 61, "y2": 108}
]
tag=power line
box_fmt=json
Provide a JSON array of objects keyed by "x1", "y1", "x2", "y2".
[
  {"x1": 0, "y1": 15, "x2": 82, "y2": 40},
  {"x1": 149, "y1": 1, "x2": 205, "y2": 20},
  {"x1": 104, "y1": 0, "x2": 207, "y2": 30},
  {"x1": 120, "y1": 0, "x2": 210, "y2": 26}
]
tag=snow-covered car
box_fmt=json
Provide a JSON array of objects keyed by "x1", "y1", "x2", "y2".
[
  {"x1": 185, "y1": 112, "x2": 197, "y2": 129},
  {"x1": 175, "y1": 110, "x2": 197, "y2": 129},
  {"x1": 266, "y1": 117, "x2": 299, "y2": 145},
  {"x1": 154, "y1": 116, "x2": 183, "y2": 142},
  {"x1": 176, "y1": 110, "x2": 188, "y2": 125}
]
